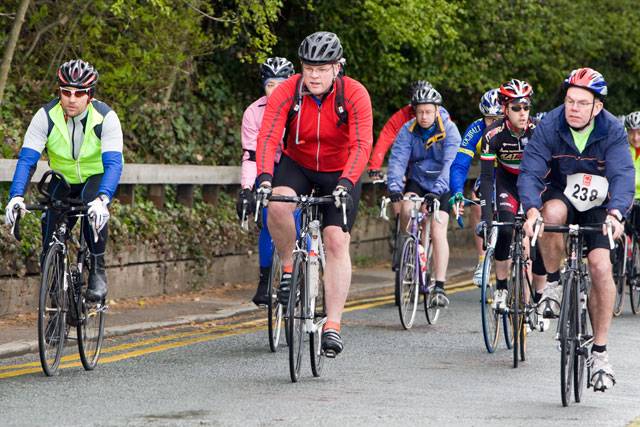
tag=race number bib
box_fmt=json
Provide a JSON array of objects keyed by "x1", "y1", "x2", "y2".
[{"x1": 563, "y1": 173, "x2": 608, "y2": 212}]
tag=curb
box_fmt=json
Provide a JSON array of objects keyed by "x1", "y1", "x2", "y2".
[{"x1": 0, "y1": 272, "x2": 474, "y2": 359}]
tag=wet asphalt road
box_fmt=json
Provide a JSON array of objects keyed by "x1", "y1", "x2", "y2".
[{"x1": 1, "y1": 288, "x2": 639, "y2": 426}]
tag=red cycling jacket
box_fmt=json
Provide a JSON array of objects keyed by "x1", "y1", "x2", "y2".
[
  {"x1": 256, "y1": 74, "x2": 373, "y2": 190},
  {"x1": 368, "y1": 105, "x2": 414, "y2": 170}
]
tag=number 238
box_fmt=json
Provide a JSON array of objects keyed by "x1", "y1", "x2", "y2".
[{"x1": 571, "y1": 184, "x2": 598, "y2": 202}]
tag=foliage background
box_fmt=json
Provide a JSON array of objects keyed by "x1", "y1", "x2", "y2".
[
  {"x1": 1, "y1": 0, "x2": 640, "y2": 275},
  {"x1": 2, "y1": 0, "x2": 640, "y2": 164}
]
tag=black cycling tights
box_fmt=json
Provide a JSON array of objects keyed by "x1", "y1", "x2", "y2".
[
  {"x1": 41, "y1": 174, "x2": 107, "y2": 263},
  {"x1": 494, "y1": 211, "x2": 546, "y2": 276}
]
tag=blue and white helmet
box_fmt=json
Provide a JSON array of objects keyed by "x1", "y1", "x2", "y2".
[{"x1": 479, "y1": 88, "x2": 503, "y2": 117}]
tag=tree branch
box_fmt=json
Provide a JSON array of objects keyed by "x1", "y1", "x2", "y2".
[
  {"x1": 25, "y1": 15, "x2": 69, "y2": 59},
  {"x1": 181, "y1": 0, "x2": 238, "y2": 23},
  {"x1": 0, "y1": 0, "x2": 30, "y2": 105}
]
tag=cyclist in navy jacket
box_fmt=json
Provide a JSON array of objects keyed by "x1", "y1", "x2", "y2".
[{"x1": 519, "y1": 68, "x2": 634, "y2": 392}]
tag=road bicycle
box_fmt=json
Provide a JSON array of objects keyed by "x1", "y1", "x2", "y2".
[
  {"x1": 381, "y1": 194, "x2": 444, "y2": 329},
  {"x1": 12, "y1": 171, "x2": 106, "y2": 376},
  {"x1": 532, "y1": 220, "x2": 614, "y2": 406},
  {"x1": 260, "y1": 193, "x2": 347, "y2": 382}
]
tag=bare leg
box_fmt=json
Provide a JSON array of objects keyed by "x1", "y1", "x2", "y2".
[
  {"x1": 267, "y1": 186, "x2": 297, "y2": 267},
  {"x1": 588, "y1": 249, "x2": 615, "y2": 346},
  {"x1": 539, "y1": 199, "x2": 568, "y2": 273},
  {"x1": 430, "y1": 211, "x2": 450, "y2": 282},
  {"x1": 322, "y1": 226, "x2": 352, "y2": 324}
]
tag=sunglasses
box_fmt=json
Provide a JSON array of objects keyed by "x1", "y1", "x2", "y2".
[
  {"x1": 510, "y1": 105, "x2": 530, "y2": 112},
  {"x1": 60, "y1": 88, "x2": 91, "y2": 98}
]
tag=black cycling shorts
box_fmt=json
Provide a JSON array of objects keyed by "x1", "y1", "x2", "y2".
[
  {"x1": 404, "y1": 180, "x2": 450, "y2": 213},
  {"x1": 272, "y1": 155, "x2": 362, "y2": 231},
  {"x1": 495, "y1": 169, "x2": 520, "y2": 215},
  {"x1": 542, "y1": 186, "x2": 609, "y2": 252}
]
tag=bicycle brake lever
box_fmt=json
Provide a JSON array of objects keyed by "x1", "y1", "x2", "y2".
[
  {"x1": 380, "y1": 197, "x2": 390, "y2": 221},
  {"x1": 606, "y1": 220, "x2": 615, "y2": 250}
]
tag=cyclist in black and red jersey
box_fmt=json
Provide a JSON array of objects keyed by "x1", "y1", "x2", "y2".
[
  {"x1": 477, "y1": 79, "x2": 547, "y2": 324},
  {"x1": 255, "y1": 32, "x2": 373, "y2": 357}
]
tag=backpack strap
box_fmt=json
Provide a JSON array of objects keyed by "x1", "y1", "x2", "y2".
[
  {"x1": 334, "y1": 75, "x2": 348, "y2": 128},
  {"x1": 282, "y1": 76, "x2": 303, "y2": 150}
]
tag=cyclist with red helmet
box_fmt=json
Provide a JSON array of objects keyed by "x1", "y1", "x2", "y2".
[
  {"x1": 255, "y1": 32, "x2": 373, "y2": 356},
  {"x1": 368, "y1": 81, "x2": 452, "y2": 182},
  {"x1": 520, "y1": 68, "x2": 634, "y2": 391},
  {"x1": 236, "y1": 57, "x2": 295, "y2": 306},
  {"x1": 477, "y1": 79, "x2": 547, "y2": 318},
  {"x1": 4, "y1": 59, "x2": 123, "y2": 303}
]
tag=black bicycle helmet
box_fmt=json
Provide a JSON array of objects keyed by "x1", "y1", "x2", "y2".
[
  {"x1": 298, "y1": 31, "x2": 343, "y2": 65},
  {"x1": 57, "y1": 59, "x2": 99, "y2": 89}
]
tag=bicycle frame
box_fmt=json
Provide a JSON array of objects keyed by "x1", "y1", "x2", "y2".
[
  {"x1": 551, "y1": 226, "x2": 593, "y2": 350},
  {"x1": 294, "y1": 209, "x2": 327, "y2": 336}
]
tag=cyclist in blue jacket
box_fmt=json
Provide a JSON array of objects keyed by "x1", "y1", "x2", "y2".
[
  {"x1": 520, "y1": 68, "x2": 634, "y2": 392},
  {"x1": 449, "y1": 88, "x2": 503, "y2": 285},
  {"x1": 387, "y1": 84, "x2": 461, "y2": 306}
]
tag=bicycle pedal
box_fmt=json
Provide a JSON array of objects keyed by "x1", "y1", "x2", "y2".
[{"x1": 324, "y1": 350, "x2": 337, "y2": 359}]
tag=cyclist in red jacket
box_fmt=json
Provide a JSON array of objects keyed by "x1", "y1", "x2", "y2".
[{"x1": 256, "y1": 32, "x2": 373, "y2": 357}]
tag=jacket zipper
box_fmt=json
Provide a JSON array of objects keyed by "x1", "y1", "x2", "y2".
[{"x1": 316, "y1": 104, "x2": 322, "y2": 171}]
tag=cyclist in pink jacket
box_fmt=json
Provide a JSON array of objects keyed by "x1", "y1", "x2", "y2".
[{"x1": 236, "y1": 57, "x2": 294, "y2": 306}]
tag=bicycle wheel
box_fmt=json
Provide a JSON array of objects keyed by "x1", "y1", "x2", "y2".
[
  {"x1": 511, "y1": 260, "x2": 524, "y2": 368},
  {"x1": 288, "y1": 253, "x2": 305, "y2": 382},
  {"x1": 574, "y1": 283, "x2": 591, "y2": 403},
  {"x1": 612, "y1": 240, "x2": 625, "y2": 316},
  {"x1": 559, "y1": 272, "x2": 575, "y2": 407},
  {"x1": 398, "y1": 236, "x2": 419, "y2": 329},
  {"x1": 630, "y1": 235, "x2": 640, "y2": 314},
  {"x1": 424, "y1": 238, "x2": 440, "y2": 324},
  {"x1": 77, "y1": 300, "x2": 105, "y2": 370},
  {"x1": 77, "y1": 252, "x2": 105, "y2": 371},
  {"x1": 480, "y1": 247, "x2": 500, "y2": 353},
  {"x1": 268, "y1": 252, "x2": 283, "y2": 352},
  {"x1": 38, "y1": 244, "x2": 66, "y2": 376},
  {"x1": 310, "y1": 259, "x2": 325, "y2": 377}
]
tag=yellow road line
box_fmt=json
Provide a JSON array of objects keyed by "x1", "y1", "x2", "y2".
[
  {"x1": 0, "y1": 283, "x2": 475, "y2": 379},
  {"x1": 0, "y1": 319, "x2": 266, "y2": 372}
]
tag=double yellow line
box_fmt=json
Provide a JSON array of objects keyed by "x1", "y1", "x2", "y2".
[{"x1": 0, "y1": 282, "x2": 475, "y2": 379}]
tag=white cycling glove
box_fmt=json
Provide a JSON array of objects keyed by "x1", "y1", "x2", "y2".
[
  {"x1": 5, "y1": 196, "x2": 27, "y2": 227},
  {"x1": 88, "y1": 196, "x2": 110, "y2": 235}
]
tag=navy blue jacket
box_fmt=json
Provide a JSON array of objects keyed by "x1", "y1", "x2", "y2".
[{"x1": 518, "y1": 105, "x2": 634, "y2": 214}]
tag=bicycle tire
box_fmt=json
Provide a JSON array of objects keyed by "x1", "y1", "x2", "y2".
[
  {"x1": 310, "y1": 259, "x2": 325, "y2": 377},
  {"x1": 574, "y1": 280, "x2": 591, "y2": 403},
  {"x1": 77, "y1": 300, "x2": 105, "y2": 371},
  {"x1": 503, "y1": 265, "x2": 515, "y2": 350},
  {"x1": 480, "y1": 247, "x2": 500, "y2": 353},
  {"x1": 559, "y1": 272, "x2": 575, "y2": 407},
  {"x1": 38, "y1": 244, "x2": 66, "y2": 376},
  {"x1": 630, "y1": 235, "x2": 640, "y2": 314},
  {"x1": 511, "y1": 260, "x2": 522, "y2": 368},
  {"x1": 398, "y1": 236, "x2": 419, "y2": 329},
  {"x1": 268, "y1": 252, "x2": 283, "y2": 352},
  {"x1": 424, "y1": 238, "x2": 440, "y2": 324},
  {"x1": 612, "y1": 240, "x2": 625, "y2": 316},
  {"x1": 288, "y1": 253, "x2": 305, "y2": 382}
]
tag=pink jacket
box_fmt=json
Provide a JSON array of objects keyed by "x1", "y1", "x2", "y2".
[{"x1": 241, "y1": 96, "x2": 281, "y2": 189}]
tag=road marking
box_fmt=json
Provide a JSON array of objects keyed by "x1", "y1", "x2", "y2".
[{"x1": 0, "y1": 281, "x2": 476, "y2": 379}]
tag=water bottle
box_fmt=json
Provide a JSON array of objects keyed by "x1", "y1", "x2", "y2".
[
  {"x1": 308, "y1": 220, "x2": 321, "y2": 299},
  {"x1": 418, "y1": 244, "x2": 427, "y2": 284}
]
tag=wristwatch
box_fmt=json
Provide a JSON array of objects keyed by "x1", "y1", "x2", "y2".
[{"x1": 608, "y1": 210, "x2": 623, "y2": 223}]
